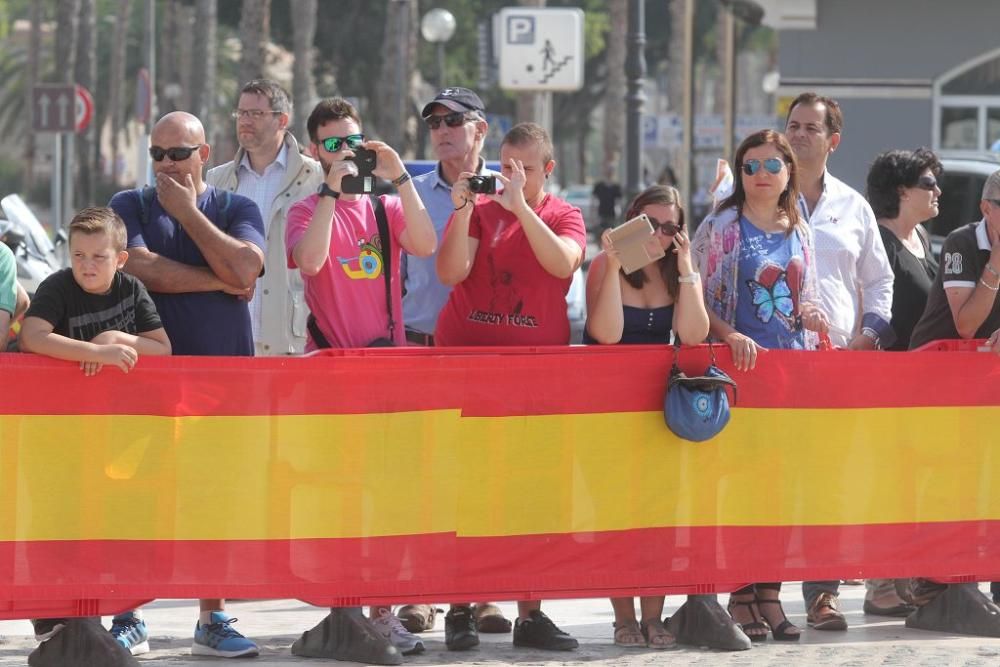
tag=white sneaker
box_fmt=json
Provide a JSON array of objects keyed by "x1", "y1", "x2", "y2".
[{"x1": 371, "y1": 609, "x2": 425, "y2": 655}]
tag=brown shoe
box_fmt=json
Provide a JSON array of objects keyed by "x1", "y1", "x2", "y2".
[
  {"x1": 807, "y1": 592, "x2": 848, "y2": 631},
  {"x1": 473, "y1": 603, "x2": 512, "y2": 633},
  {"x1": 396, "y1": 605, "x2": 439, "y2": 633}
]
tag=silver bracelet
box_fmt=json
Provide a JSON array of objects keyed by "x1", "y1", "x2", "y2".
[
  {"x1": 677, "y1": 273, "x2": 700, "y2": 284},
  {"x1": 986, "y1": 263, "x2": 1000, "y2": 279},
  {"x1": 981, "y1": 277, "x2": 1000, "y2": 292}
]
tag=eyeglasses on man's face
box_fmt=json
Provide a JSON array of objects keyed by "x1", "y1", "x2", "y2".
[
  {"x1": 149, "y1": 145, "x2": 202, "y2": 162},
  {"x1": 232, "y1": 109, "x2": 282, "y2": 121},
  {"x1": 741, "y1": 158, "x2": 785, "y2": 176}
]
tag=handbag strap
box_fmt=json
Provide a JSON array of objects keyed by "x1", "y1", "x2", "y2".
[{"x1": 370, "y1": 194, "x2": 395, "y2": 341}]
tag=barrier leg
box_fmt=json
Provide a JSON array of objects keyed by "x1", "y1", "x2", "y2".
[
  {"x1": 291, "y1": 607, "x2": 403, "y2": 665},
  {"x1": 28, "y1": 618, "x2": 138, "y2": 667},
  {"x1": 666, "y1": 594, "x2": 751, "y2": 651},
  {"x1": 905, "y1": 583, "x2": 1000, "y2": 637}
]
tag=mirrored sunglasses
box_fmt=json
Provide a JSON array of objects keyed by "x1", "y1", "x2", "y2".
[
  {"x1": 320, "y1": 134, "x2": 365, "y2": 152},
  {"x1": 149, "y1": 145, "x2": 202, "y2": 162},
  {"x1": 741, "y1": 158, "x2": 785, "y2": 176},
  {"x1": 648, "y1": 216, "x2": 682, "y2": 236},
  {"x1": 915, "y1": 175, "x2": 939, "y2": 191},
  {"x1": 423, "y1": 111, "x2": 474, "y2": 130}
]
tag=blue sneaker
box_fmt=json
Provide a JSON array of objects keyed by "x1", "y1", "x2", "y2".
[
  {"x1": 192, "y1": 612, "x2": 259, "y2": 658},
  {"x1": 110, "y1": 612, "x2": 150, "y2": 655}
]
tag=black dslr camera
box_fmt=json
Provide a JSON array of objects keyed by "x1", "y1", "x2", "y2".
[
  {"x1": 467, "y1": 175, "x2": 498, "y2": 195},
  {"x1": 341, "y1": 148, "x2": 377, "y2": 194}
]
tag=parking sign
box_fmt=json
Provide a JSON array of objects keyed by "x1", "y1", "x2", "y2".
[{"x1": 496, "y1": 7, "x2": 584, "y2": 91}]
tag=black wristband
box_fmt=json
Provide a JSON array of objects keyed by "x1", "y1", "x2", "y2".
[
  {"x1": 391, "y1": 172, "x2": 411, "y2": 187},
  {"x1": 453, "y1": 200, "x2": 470, "y2": 211},
  {"x1": 317, "y1": 183, "x2": 340, "y2": 199}
]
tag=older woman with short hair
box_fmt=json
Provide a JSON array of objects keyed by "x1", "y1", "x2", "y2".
[{"x1": 866, "y1": 147, "x2": 941, "y2": 351}]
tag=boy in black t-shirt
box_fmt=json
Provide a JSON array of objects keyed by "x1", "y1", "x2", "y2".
[
  {"x1": 19, "y1": 207, "x2": 170, "y2": 661},
  {"x1": 21, "y1": 207, "x2": 170, "y2": 375}
]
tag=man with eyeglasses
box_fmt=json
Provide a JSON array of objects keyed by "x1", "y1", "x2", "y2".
[
  {"x1": 784, "y1": 92, "x2": 895, "y2": 633},
  {"x1": 392, "y1": 86, "x2": 513, "y2": 649},
  {"x1": 108, "y1": 111, "x2": 265, "y2": 658},
  {"x1": 206, "y1": 79, "x2": 323, "y2": 356}
]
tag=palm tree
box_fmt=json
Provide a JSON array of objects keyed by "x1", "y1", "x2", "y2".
[
  {"x1": 290, "y1": 0, "x2": 317, "y2": 145},
  {"x1": 191, "y1": 0, "x2": 218, "y2": 145},
  {"x1": 239, "y1": 0, "x2": 271, "y2": 84},
  {"x1": 22, "y1": 1, "x2": 42, "y2": 193},
  {"x1": 604, "y1": 0, "x2": 626, "y2": 176},
  {"x1": 106, "y1": 0, "x2": 132, "y2": 186},
  {"x1": 372, "y1": 0, "x2": 417, "y2": 153}
]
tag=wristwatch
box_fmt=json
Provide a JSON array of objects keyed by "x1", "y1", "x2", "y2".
[{"x1": 317, "y1": 183, "x2": 340, "y2": 199}]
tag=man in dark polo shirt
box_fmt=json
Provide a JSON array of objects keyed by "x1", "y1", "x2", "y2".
[{"x1": 910, "y1": 168, "x2": 1000, "y2": 349}]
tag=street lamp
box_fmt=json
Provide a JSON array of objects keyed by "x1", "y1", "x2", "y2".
[{"x1": 421, "y1": 8, "x2": 456, "y2": 88}]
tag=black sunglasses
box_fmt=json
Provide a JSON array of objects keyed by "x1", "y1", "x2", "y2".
[
  {"x1": 915, "y1": 175, "x2": 939, "y2": 191},
  {"x1": 648, "y1": 216, "x2": 682, "y2": 236},
  {"x1": 423, "y1": 111, "x2": 475, "y2": 130},
  {"x1": 149, "y1": 145, "x2": 202, "y2": 162},
  {"x1": 320, "y1": 134, "x2": 365, "y2": 152}
]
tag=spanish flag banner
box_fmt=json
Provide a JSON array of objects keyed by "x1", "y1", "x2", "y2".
[{"x1": 0, "y1": 343, "x2": 998, "y2": 618}]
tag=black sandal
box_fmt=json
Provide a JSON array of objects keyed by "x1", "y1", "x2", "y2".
[
  {"x1": 756, "y1": 598, "x2": 800, "y2": 641},
  {"x1": 726, "y1": 597, "x2": 768, "y2": 642}
]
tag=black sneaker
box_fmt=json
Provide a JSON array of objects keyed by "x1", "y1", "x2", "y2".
[
  {"x1": 513, "y1": 610, "x2": 579, "y2": 651},
  {"x1": 445, "y1": 606, "x2": 479, "y2": 651}
]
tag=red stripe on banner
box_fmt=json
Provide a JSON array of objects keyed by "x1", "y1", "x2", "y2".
[
  {"x1": 2, "y1": 520, "x2": 999, "y2": 617},
  {"x1": 2, "y1": 343, "x2": 999, "y2": 417}
]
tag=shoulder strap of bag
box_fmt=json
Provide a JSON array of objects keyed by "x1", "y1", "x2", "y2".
[
  {"x1": 306, "y1": 313, "x2": 332, "y2": 349},
  {"x1": 370, "y1": 194, "x2": 395, "y2": 341}
]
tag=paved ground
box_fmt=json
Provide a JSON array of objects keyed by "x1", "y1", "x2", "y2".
[{"x1": 3, "y1": 584, "x2": 1000, "y2": 665}]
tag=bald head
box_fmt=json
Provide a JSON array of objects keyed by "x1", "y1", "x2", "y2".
[
  {"x1": 150, "y1": 111, "x2": 211, "y2": 191},
  {"x1": 153, "y1": 111, "x2": 207, "y2": 144}
]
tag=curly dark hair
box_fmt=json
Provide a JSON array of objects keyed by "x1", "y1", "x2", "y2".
[{"x1": 865, "y1": 147, "x2": 942, "y2": 219}]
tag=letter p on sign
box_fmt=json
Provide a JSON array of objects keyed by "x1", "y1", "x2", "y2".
[{"x1": 507, "y1": 16, "x2": 534, "y2": 44}]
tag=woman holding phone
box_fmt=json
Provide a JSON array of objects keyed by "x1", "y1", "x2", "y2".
[
  {"x1": 584, "y1": 185, "x2": 709, "y2": 649},
  {"x1": 585, "y1": 184, "x2": 710, "y2": 347}
]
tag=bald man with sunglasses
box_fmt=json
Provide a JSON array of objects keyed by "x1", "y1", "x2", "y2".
[{"x1": 107, "y1": 112, "x2": 265, "y2": 657}]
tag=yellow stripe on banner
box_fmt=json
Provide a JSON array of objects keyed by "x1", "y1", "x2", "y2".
[{"x1": 1, "y1": 407, "x2": 999, "y2": 541}]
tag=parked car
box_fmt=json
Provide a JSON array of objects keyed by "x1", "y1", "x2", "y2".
[{"x1": 927, "y1": 153, "x2": 1000, "y2": 257}]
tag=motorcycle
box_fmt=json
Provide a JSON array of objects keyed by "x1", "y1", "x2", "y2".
[{"x1": 0, "y1": 194, "x2": 65, "y2": 296}]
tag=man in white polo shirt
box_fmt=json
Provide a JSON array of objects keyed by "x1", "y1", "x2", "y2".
[{"x1": 785, "y1": 91, "x2": 895, "y2": 632}]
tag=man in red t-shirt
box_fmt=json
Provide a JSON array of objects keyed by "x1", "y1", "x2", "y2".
[
  {"x1": 434, "y1": 122, "x2": 584, "y2": 652},
  {"x1": 435, "y1": 122, "x2": 586, "y2": 348}
]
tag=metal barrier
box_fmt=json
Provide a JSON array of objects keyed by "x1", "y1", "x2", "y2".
[{"x1": 1, "y1": 342, "x2": 998, "y2": 619}]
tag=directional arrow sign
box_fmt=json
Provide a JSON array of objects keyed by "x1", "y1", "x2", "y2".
[{"x1": 33, "y1": 84, "x2": 76, "y2": 132}]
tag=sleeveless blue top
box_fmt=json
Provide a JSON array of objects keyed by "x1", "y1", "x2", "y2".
[{"x1": 583, "y1": 304, "x2": 674, "y2": 344}]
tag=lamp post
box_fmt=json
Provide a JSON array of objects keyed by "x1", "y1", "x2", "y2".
[
  {"x1": 624, "y1": 0, "x2": 646, "y2": 203},
  {"x1": 421, "y1": 8, "x2": 456, "y2": 88}
]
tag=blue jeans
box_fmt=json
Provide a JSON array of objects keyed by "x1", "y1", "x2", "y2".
[{"x1": 802, "y1": 580, "x2": 839, "y2": 606}]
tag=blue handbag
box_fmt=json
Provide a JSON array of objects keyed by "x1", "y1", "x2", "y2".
[{"x1": 664, "y1": 344, "x2": 738, "y2": 442}]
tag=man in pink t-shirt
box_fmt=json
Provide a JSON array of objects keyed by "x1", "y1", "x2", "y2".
[
  {"x1": 286, "y1": 98, "x2": 436, "y2": 350},
  {"x1": 434, "y1": 122, "x2": 585, "y2": 652},
  {"x1": 286, "y1": 98, "x2": 436, "y2": 664},
  {"x1": 435, "y1": 122, "x2": 586, "y2": 348}
]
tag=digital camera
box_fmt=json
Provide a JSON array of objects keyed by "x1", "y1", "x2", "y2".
[
  {"x1": 341, "y1": 148, "x2": 377, "y2": 194},
  {"x1": 467, "y1": 175, "x2": 498, "y2": 195}
]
